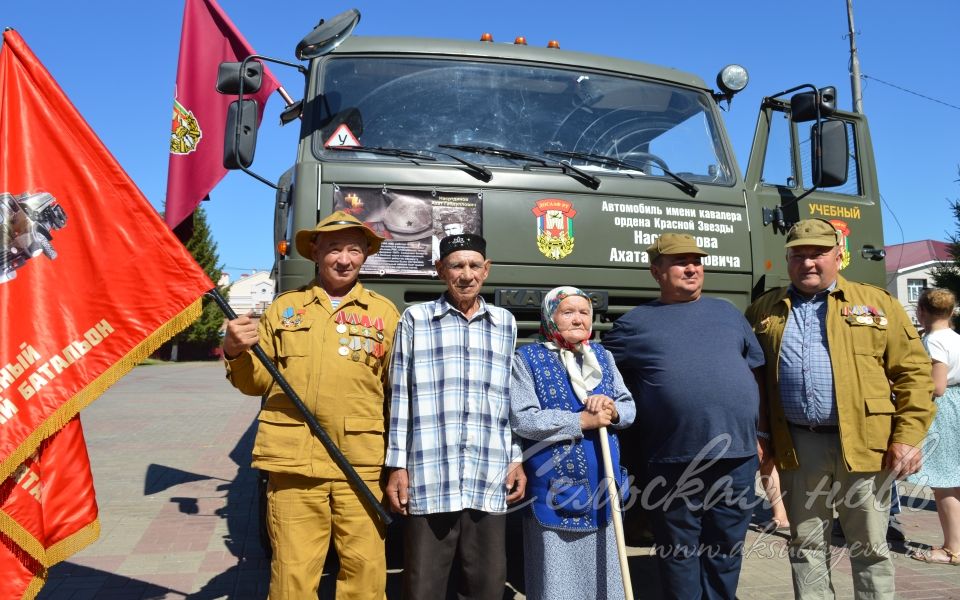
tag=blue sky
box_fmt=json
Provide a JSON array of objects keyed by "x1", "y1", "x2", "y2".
[{"x1": 4, "y1": 1, "x2": 959, "y2": 280}]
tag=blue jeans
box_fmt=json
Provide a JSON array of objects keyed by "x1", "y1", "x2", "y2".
[{"x1": 644, "y1": 455, "x2": 758, "y2": 600}]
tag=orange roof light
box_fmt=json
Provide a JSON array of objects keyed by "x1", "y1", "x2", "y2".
[
  {"x1": 480, "y1": 32, "x2": 494, "y2": 42},
  {"x1": 514, "y1": 36, "x2": 527, "y2": 45},
  {"x1": 547, "y1": 40, "x2": 560, "y2": 49},
  {"x1": 278, "y1": 240, "x2": 289, "y2": 256}
]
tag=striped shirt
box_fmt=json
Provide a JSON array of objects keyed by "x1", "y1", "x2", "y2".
[
  {"x1": 386, "y1": 294, "x2": 520, "y2": 515},
  {"x1": 778, "y1": 285, "x2": 838, "y2": 426}
]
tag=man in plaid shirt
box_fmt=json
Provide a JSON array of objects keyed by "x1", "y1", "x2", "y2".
[{"x1": 386, "y1": 233, "x2": 525, "y2": 600}]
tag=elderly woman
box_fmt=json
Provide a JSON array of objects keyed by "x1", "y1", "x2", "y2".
[{"x1": 510, "y1": 286, "x2": 636, "y2": 600}]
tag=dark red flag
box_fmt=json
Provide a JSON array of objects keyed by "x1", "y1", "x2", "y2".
[{"x1": 164, "y1": 0, "x2": 282, "y2": 232}]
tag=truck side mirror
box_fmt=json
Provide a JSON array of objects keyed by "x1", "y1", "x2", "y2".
[
  {"x1": 216, "y1": 61, "x2": 264, "y2": 95},
  {"x1": 790, "y1": 86, "x2": 837, "y2": 122},
  {"x1": 224, "y1": 100, "x2": 259, "y2": 169},
  {"x1": 296, "y1": 8, "x2": 361, "y2": 60},
  {"x1": 811, "y1": 119, "x2": 848, "y2": 188}
]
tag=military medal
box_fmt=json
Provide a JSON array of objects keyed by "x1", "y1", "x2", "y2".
[
  {"x1": 335, "y1": 312, "x2": 347, "y2": 333},
  {"x1": 338, "y1": 346, "x2": 350, "y2": 356},
  {"x1": 361, "y1": 315, "x2": 371, "y2": 328},
  {"x1": 281, "y1": 306, "x2": 302, "y2": 328},
  {"x1": 349, "y1": 336, "x2": 362, "y2": 360}
]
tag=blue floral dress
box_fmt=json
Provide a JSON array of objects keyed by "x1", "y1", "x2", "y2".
[{"x1": 909, "y1": 328, "x2": 960, "y2": 489}]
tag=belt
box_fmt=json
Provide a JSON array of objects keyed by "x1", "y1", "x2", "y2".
[{"x1": 788, "y1": 423, "x2": 839, "y2": 434}]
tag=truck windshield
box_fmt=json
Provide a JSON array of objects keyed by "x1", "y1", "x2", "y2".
[{"x1": 313, "y1": 56, "x2": 734, "y2": 185}]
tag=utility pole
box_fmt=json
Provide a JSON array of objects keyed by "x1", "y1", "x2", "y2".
[{"x1": 847, "y1": 0, "x2": 864, "y2": 113}]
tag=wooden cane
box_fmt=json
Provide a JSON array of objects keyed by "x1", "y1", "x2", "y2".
[{"x1": 599, "y1": 426, "x2": 634, "y2": 600}]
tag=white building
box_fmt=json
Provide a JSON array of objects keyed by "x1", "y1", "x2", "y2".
[
  {"x1": 884, "y1": 240, "x2": 951, "y2": 325},
  {"x1": 226, "y1": 271, "x2": 275, "y2": 317}
]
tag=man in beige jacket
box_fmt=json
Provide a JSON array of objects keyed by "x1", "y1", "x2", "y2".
[
  {"x1": 746, "y1": 218, "x2": 934, "y2": 599},
  {"x1": 223, "y1": 211, "x2": 400, "y2": 599}
]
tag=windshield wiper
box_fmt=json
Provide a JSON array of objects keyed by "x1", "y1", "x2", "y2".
[
  {"x1": 439, "y1": 144, "x2": 600, "y2": 190},
  {"x1": 544, "y1": 150, "x2": 698, "y2": 198},
  {"x1": 327, "y1": 145, "x2": 491, "y2": 182}
]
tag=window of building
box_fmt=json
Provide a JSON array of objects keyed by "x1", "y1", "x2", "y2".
[{"x1": 907, "y1": 278, "x2": 927, "y2": 302}]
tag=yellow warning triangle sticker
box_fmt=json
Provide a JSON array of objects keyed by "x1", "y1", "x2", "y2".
[{"x1": 324, "y1": 124, "x2": 361, "y2": 147}]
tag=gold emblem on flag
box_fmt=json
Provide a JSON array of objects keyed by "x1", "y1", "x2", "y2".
[{"x1": 170, "y1": 99, "x2": 202, "y2": 155}]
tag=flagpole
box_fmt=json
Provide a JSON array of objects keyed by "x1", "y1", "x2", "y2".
[
  {"x1": 276, "y1": 86, "x2": 294, "y2": 107},
  {"x1": 600, "y1": 426, "x2": 634, "y2": 600},
  {"x1": 207, "y1": 288, "x2": 393, "y2": 526}
]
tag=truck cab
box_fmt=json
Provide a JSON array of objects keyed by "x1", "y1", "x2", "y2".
[{"x1": 222, "y1": 10, "x2": 885, "y2": 338}]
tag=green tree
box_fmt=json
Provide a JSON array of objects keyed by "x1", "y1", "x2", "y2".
[
  {"x1": 171, "y1": 206, "x2": 226, "y2": 359},
  {"x1": 932, "y1": 168, "x2": 960, "y2": 317}
]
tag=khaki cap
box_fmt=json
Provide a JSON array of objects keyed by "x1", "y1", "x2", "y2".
[
  {"x1": 784, "y1": 218, "x2": 841, "y2": 248},
  {"x1": 647, "y1": 232, "x2": 709, "y2": 263},
  {"x1": 295, "y1": 211, "x2": 384, "y2": 259}
]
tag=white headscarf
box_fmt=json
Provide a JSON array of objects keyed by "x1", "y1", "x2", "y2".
[{"x1": 539, "y1": 286, "x2": 603, "y2": 403}]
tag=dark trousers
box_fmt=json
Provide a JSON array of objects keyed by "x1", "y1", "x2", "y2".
[
  {"x1": 402, "y1": 509, "x2": 506, "y2": 600},
  {"x1": 645, "y1": 455, "x2": 758, "y2": 600}
]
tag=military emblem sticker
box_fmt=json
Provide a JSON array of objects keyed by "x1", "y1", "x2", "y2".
[
  {"x1": 170, "y1": 99, "x2": 202, "y2": 155},
  {"x1": 532, "y1": 199, "x2": 576, "y2": 260},
  {"x1": 829, "y1": 219, "x2": 851, "y2": 270}
]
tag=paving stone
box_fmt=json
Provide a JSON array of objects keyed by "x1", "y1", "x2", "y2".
[{"x1": 33, "y1": 363, "x2": 960, "y2": 599}]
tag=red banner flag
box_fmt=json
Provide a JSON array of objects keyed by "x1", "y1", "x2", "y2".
[
  {"x1": 164, "y1": 0, "x2": 282, "y2": 231},
  {"x1": 0, "y1": 27, "x2": 214, "y2": 593},
  {"x1": 1, "y1": 417, "x2": 98, "y2": 568}
]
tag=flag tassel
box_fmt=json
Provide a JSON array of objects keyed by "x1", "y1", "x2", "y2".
[{"x1": 0, "y1": 299, "x2": 204, "y2": 484}]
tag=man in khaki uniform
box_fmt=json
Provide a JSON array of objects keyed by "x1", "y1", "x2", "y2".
[
  {"x1": 223, "y1": 211, "x2": 400, "y2": 599},
  {"x1": 746, "y1": 219, "x2": 934, "y2": 599}
]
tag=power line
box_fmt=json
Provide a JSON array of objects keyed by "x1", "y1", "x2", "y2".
[{"x1": 862, "y1": 74, "x2": 960, "y2": 112}]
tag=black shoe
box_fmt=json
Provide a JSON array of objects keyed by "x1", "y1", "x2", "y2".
[
  {"x1": 887, "y1": 517, "x2": 906, "y2": 542},
  {"x1": 832, "y1": 519, "x2": 844, "y2": 539}
]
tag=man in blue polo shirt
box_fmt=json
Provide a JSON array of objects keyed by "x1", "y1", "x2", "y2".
[{"x1": 604, "y1": 232, "x2": 765, "y2": 600}]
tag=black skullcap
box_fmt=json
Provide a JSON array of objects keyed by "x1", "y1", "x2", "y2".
[{"x1": 438, "y1": 233, "x2": 486, "y2": 260}]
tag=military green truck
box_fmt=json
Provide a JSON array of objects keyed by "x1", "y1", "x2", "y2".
[{"x1": 218, "y1": 9, "x2": 886, "y2": 338}]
